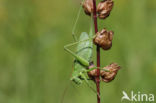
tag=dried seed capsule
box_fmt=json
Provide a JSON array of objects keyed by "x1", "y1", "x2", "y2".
[
  {"x1": 97, "y1": 0, "x2": 114, "y2": 19},
  {"x1": 88, "y1": 69, "x2": 98, "y2": 77},
  {"x1": 100, "y1": 63, "x2": 120, "y2": 83},
  {"x1": 93, "y1": 28, "x2": 114, "y2": 50},
  {"x1": 88, "y1": 62, "x2": 97, "y2": 81},
  {"x1": 82, "y1": 0, "x2": 93, "y2": 16}
]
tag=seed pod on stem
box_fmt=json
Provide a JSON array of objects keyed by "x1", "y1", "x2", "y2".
[
  {"x1": 81, "y1": 0, "x2": 93, "y2": 16},
  {"x1": 93, "y1": 28, "x2": 114, "y2": 50},
  {"x1": 88, "y1": 62, "x2": 97, "y2": 81},
  {"x1": 100, "y1": 63, "x2": 120, "y2": 83},
  {"x1": 97, "y1": 0, "x2": 114, "y2": 19}
]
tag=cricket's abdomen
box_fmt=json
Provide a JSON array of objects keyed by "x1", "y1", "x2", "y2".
[
  {"x1": 71, "y1": 32, "x2": 93, "y2": 85},
  {"x1": 76, "y1": 32, "x2": 93, "y2": 62}
]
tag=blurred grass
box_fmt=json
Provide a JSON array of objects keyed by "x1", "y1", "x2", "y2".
[{"x1": 0, "y1": 0, "x2": 156, "y2": 103}]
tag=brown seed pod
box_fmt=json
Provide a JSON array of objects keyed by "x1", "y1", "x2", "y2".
[
  {"x1": 100, "y1": 63, "x2": 120, "y2": 83},
  {"x1": 93, "y1": 28, "x2": 114, "y2": 50},
  {"x1": 88, "y1": 63, "x2": 97, "y2": 81},
  {"x1": 97, "y1": 0, "x2": 114, "y2": 19},
  {"x1": 81, "y1": 0, "x2": 93, "y2": 16}
]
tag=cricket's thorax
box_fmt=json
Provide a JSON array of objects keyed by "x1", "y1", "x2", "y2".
[{"x1": 71, "y1": 32, "x2": 93, "y2": 85}]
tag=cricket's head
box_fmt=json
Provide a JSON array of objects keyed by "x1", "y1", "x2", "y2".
[{"x1": 71, "y1": 77, "x2": 82, "y2": 85}]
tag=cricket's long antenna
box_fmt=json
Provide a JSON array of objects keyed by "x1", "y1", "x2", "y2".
[
  {"x1": 72, "y1": 0, "x2": 84, "y2": 42},
  {"x1": 64, "y1": 36, "x2": 95, "y2": 48},
  {"x1": 60, "y1": 81, "x2": 70, "y2": 103},
  {"x1": 89, "y1": 14, "x2": 94, "y2": 36},
  {"x1": 86, "y1": 67, "x2": 110, "y2": 72},
  {"x1": 72, "y1": 7, "x2": 81, "y2": 41},
  {"x1": 60, "y1": 64, "x2": 75, "y2": 103}
]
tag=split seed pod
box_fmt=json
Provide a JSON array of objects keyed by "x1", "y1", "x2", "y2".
[
  {"x1": 82, "y1": 0, "x2": 93, "y2": 16},
  {"x1": 93, "y1": 28, "x2": 114, "y2": 50},
  {"x1": 97, "y1": 0, "x2": 114, "y2": 19},
  {"x1": 100, "y1": 63, "x2": 120, "y2": 83}
]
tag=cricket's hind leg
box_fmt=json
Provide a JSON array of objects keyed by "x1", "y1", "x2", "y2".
[
  {"x1": 64, "y1": 35, "x2": 95, "y2": 58},
  {"x1": 64, "y1": 36, "x2": 95, "y2": 67},
  {"x1": 71, "y1": 2, "x2": 83, "y2": 42}
]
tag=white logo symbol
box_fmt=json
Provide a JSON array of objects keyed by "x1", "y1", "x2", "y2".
[
  {"x1": 121, "y1": 91, "x2": 155, "y2": 102},
  {"x1": 121, "y1": 91, "x2": 131, "y2": 101}
]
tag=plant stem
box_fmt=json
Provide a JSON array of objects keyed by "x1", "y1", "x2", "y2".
[{"x1": 92, "y1": 0, "x2": 100, "y2": 103}]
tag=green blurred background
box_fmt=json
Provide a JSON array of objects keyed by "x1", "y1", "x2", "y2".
[{"x1": 0, "y1": 0, "x2": 156, "y2": 103}]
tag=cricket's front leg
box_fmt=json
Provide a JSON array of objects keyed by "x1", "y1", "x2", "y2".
[
  {"x1": 85, "y1": 66, "x2": 110, "y2": 73},
  {"x1": 81, "y1": 64, "x2": 110, "y2": 80}
]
